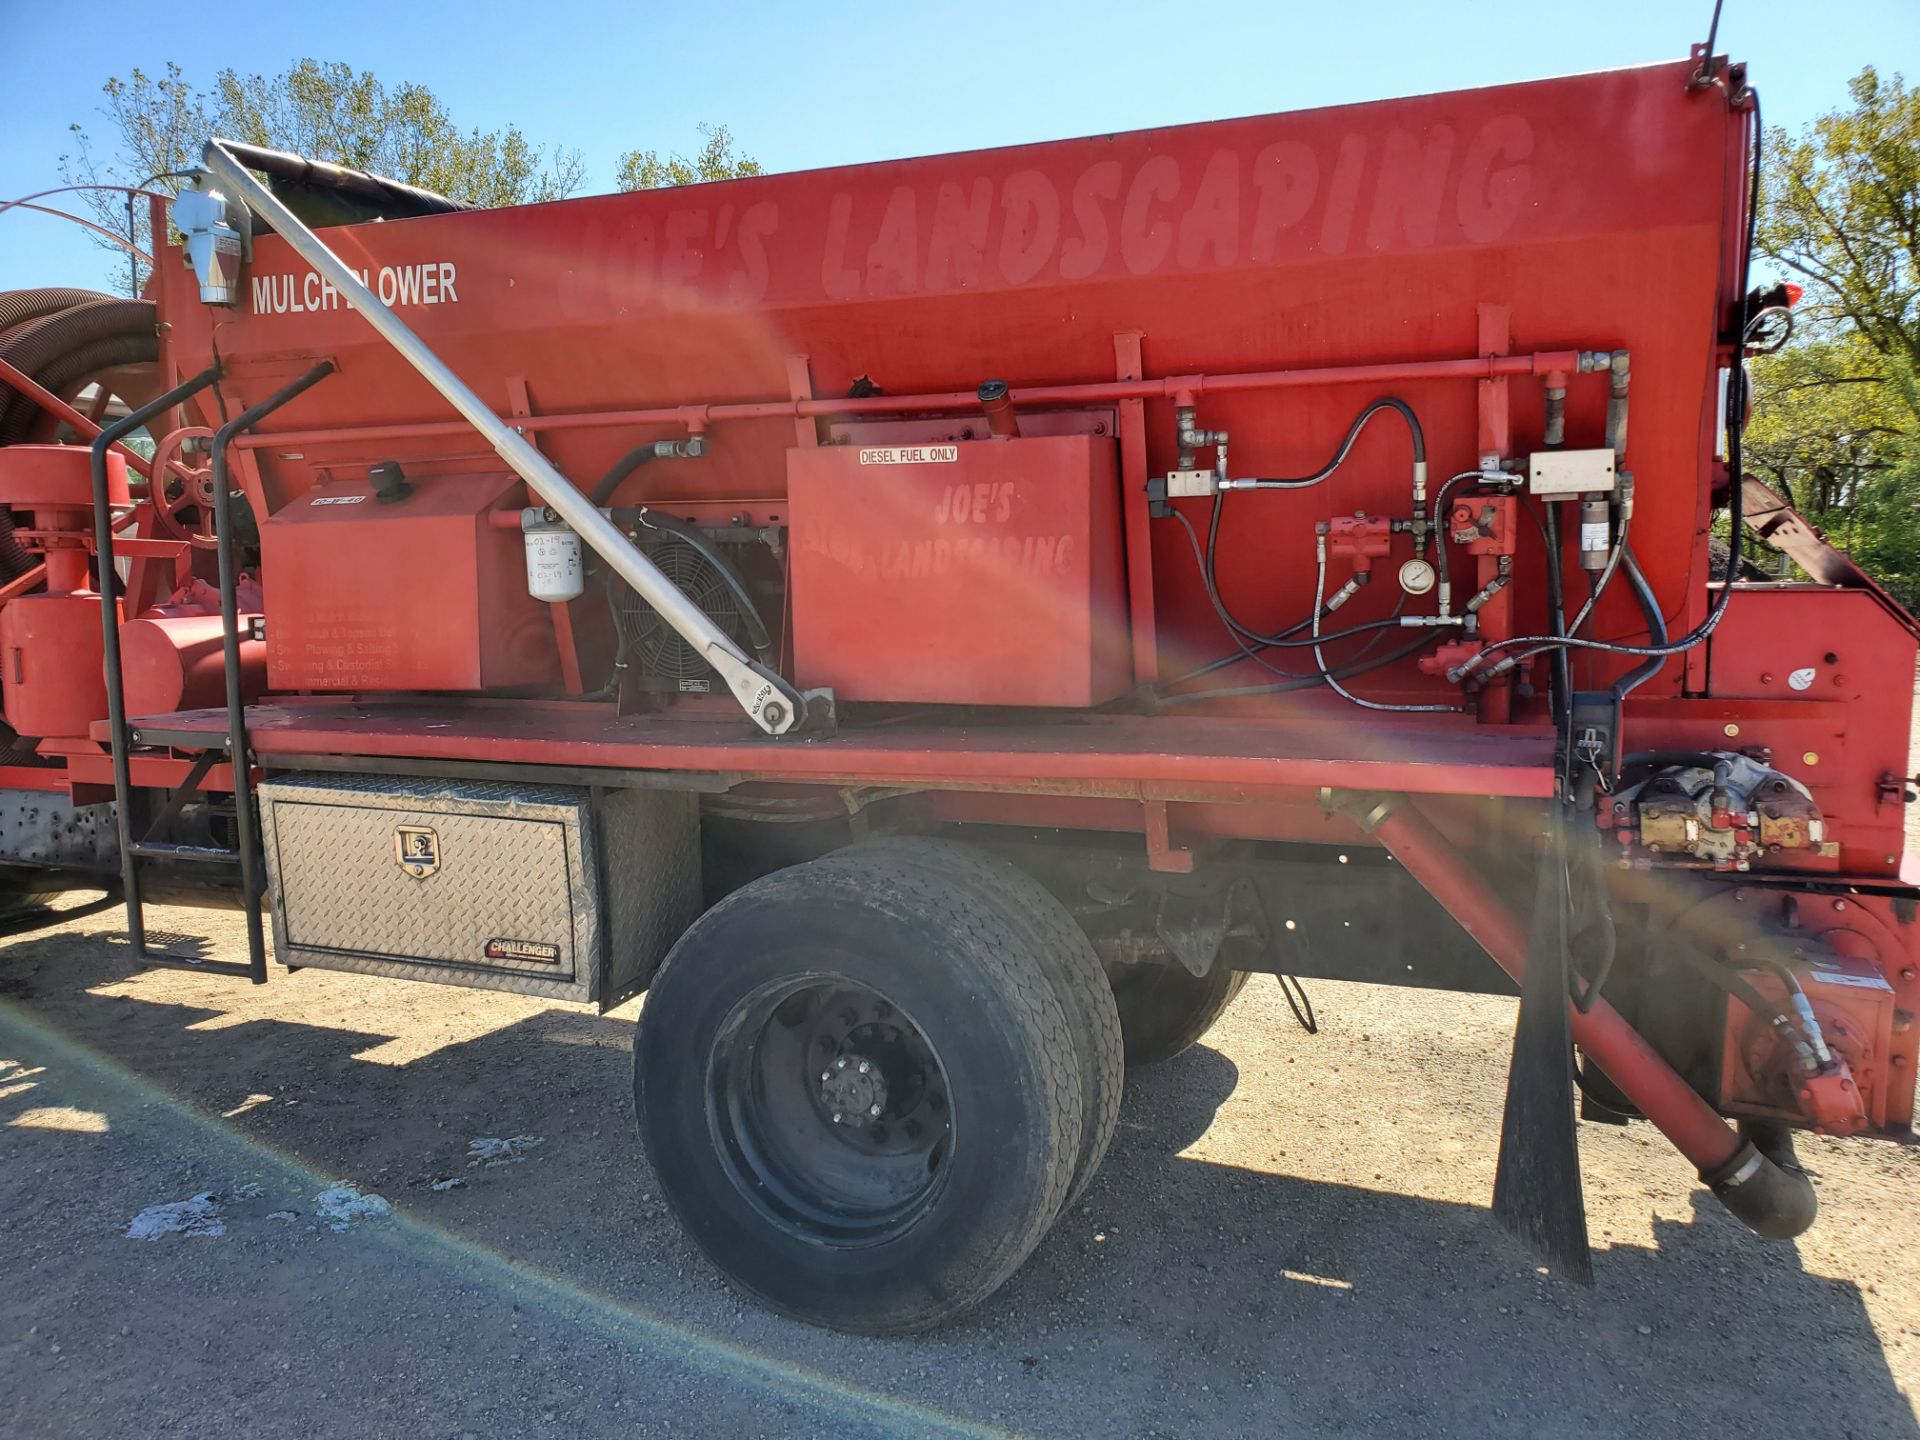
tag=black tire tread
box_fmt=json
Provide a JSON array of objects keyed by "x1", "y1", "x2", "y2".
[
  {"x1": 836, "y1": 837, "x2": 1124, "y2": 1216},
  {"x1": 638, "y1": 847, "x2": 1084, "y2": 1334},
  {"x1": 1108, "y1": 962, "x2": 1251, "y2": 1067}
]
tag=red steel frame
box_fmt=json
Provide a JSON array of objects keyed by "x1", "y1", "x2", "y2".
[{"x1": 9, "y1": 59, "x2": 1919, "y2": 1168}]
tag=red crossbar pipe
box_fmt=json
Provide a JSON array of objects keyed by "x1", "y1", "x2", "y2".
[
  {"x1": 1350, "y1": 793, "x2": 1743, "y2": 1174},
  {"x1": 237, "y1": 350, "x2": 1588, "y2": 452}
]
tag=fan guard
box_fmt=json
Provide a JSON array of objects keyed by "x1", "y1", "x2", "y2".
[{"x1": 612, "y1": 536, "x2": 749, "y2": 689}]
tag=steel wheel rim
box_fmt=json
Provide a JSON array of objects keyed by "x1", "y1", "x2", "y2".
[{"x1": 706, "y1": 973, "x2": 954, "y2": 1247}]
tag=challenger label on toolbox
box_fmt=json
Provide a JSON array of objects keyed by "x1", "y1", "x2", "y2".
[{"x1": 485, "y1": 938, "x2": 562, "y2": 964}]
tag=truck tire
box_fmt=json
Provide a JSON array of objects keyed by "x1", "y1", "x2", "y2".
[
  {"x1": 634, "y1": 847, "x2": 1084, "y2": 1334},
  {"x1": 830, "y1": 838, "x2": 1124, "y2": 1217},
  {"x1": 1105, "y1": 961, "x2": 1250, "y2": 1067}
]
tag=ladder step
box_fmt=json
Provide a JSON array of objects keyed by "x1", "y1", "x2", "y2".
[
  {"x1": 135, "y1": 952, "x2": 257, "y2": 979},
  {"x1": 128, "y1": 841, "x2": 240, "y2": 864}
]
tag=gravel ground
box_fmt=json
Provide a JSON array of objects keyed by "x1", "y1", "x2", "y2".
[{"x1": 0, "y1": 890, "x2": 1915, "y2": 1439}]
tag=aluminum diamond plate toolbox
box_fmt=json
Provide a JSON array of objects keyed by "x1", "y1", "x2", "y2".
[{"x1": 258, "y1": 773, "x2": 699, "y2": 1006}]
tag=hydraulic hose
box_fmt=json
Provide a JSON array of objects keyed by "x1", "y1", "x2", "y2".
[
  {"x1": 1449, "y1": 90, "x2": 1763, "y2": 687},
  {"x1": 1226, "y1": 396, "x2": 1426, "y2": 489},
  {"x1": 591, "y1": 444, "x2": 661, "y2": 506},
  {"x1": 1312, "y1": 533, "x2": 1456, "y2": 713},
  {"x1": 1611, "y1": 550, "x2": 1668, "y2": 698},
  {"x1": 1155, "y1": 633, "x2": 1433, "y2": 707}
]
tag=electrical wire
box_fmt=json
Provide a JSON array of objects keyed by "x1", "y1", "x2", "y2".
[
  {"x1": 1312, "y1": 536, "x2": 1457, "y2": 712},
  {"x1": 1161, "y1": 395, "x2": 1442, "y2": 704},
  {"x1": 1163, "y1": 589, "x2": 1411, "y2": 690},
  {"x1": 1744, "y1": 303, "x2": 1794, "y2": 355},
  {"x1": 1172, "y1": 506, "x2": 1405, "y2": 653},
  {"x1": 1155, "y1": 633, "x2": 1433, "y2": 706}
]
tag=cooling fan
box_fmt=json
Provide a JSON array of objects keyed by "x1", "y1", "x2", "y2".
[{"x1": 609, "y1": 526, "x2": 781, "y2": 696}]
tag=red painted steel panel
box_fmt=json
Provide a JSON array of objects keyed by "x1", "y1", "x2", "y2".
[
  {"x1": 1703, "y1": 587, "x2": 1917, "y2": 876},
  {"x1": 259, "y1": 472, "x2": 559, "y2": 693},
  {"x1": 788, "y1": 435, "x2": 1129, "y2": 706},
  {"x1": 158, "y1": 59, "x2": 1747, "y2": 711}
]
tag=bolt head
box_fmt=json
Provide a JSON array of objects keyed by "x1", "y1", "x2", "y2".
[
  {"x1": 835, "y1": 1056, "x2": 849, "y2": 1070},
  {"x1": 868, "y1": 1103, "x2": 883, "y2": 1117},
  {"x1": 857, "y1": 1061, "x2": 870, "y2": 1075},
  {"x1": 820, "y1": 1070, "x2": 832, "y2": 1083},
  {"x1": 831, "y1": 1112, "x2": 842, "y2": 1125}
]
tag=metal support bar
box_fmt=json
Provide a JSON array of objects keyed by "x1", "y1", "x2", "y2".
[
  {"x1": 210, "y1": 360, "x2": 337, "y2": 983},
  {"x1": 91, "y1": 364, "x2": 222, "y2": 966},
  {"x1": 139, "y1": 750, "x2": 219, "y2": 842},
  {"x1": 201, "y1": 138, "x2": 803, "y2": 737}
]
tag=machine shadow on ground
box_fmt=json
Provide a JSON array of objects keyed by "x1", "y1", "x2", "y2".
[{"x1": 0, "y1": 910, "x2": 1912, "y2": 1440}]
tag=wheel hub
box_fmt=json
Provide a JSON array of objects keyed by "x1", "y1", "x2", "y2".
[
  {"x1": 707, "y1": 975, "x2": 955, "y2": 1246},
  {"x1": 820, "y1": 1054, "x2": 888, "y2": 1122}
]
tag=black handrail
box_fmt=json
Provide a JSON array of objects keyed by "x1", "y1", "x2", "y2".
[
  {"x1": 210, "y1": 360, "x2": 335, "y2": 982},
  {"x1": 91, "y1": 364, "x2": 221, "y2": 962}
]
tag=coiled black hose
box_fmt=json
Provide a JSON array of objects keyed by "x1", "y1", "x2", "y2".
[{"x1": 0, "y1": 297, "x2": 158, "y2": 445}]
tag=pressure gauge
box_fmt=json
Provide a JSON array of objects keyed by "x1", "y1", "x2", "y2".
[{"x1": 1398, "y1": 558, "x2": 1436, "y2": 596}]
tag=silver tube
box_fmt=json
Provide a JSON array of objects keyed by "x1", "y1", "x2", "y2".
[{"x1": 200, "y1": 139, "x2": 800, "y2": 736}]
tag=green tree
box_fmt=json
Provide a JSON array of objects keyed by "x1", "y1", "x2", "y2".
[
  {"x1": 1749, "y1": 66, "x2": 1920, "y2": 602},
  {"x1": 615, "y1": 123, "x2": 761, "y2": 191},
  {"x1": 61, "y1": 60, "x2": 587, "y2": 293}
]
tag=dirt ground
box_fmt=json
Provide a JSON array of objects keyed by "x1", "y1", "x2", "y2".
[{"x1": 0, "y1": 887, "x2": 1915, "y2": 1440}]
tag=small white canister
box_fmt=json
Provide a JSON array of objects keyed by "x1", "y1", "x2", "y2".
[{"x1": 522, "y1": 510, "x2": 584, "y2": 602}]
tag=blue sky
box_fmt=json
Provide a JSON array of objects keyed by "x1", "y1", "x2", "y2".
[{"x1": 2, "y1": 0, "x2": 1915, "y2": 291}]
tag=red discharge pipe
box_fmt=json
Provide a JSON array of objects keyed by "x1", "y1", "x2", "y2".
[{"x1": 1352, "y1": 794, "x2": 1743, "y2": 1175}]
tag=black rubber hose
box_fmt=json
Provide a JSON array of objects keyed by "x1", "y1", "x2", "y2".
[
  {"x1": 0, "y1": 515, "x2": 31, "y2": 581},
  {"x1": 0, "y1": 333, "x2": 157, "y2": 446},
  {"x1": 0, "y1": 298, "x2": 157, "y2": 445},
  {"x1": 1154, "y1": 632, "x2": 1433, "y2": 706},
  {"x1": 1541, "y1": 502, "x2": 1571, "y2": 712},
  {"x1": 1612, "y1": 549, "x2": 1668, "y2": 698},
  {"x1": 1704, "y1": 1120, "x2": 1818, "y2": 1240},
  {"x1": 591, "y1": 444, "x2": 660, "y2": 506}
]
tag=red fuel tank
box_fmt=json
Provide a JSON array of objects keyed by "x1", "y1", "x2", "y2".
[{"x1": 788, "y1": 434, "x2": 1129, "y2": 707}]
